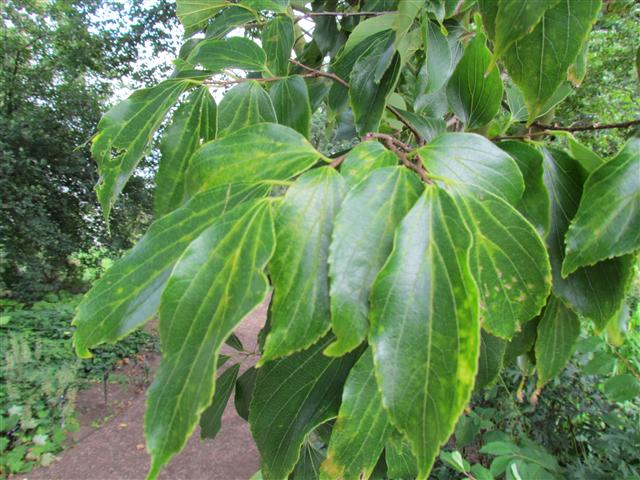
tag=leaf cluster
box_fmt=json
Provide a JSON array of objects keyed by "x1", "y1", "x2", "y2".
[{"x1": 72, "y1": 1, "x2": 640, "y2": 478}]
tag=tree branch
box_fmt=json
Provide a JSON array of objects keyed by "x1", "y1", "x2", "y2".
[
  {"x1": 492, "y1": 119, "x2": 640, "y2": 140},
  {"x1": 289, "y1": 59, "x2": 424, "y2": 144}
]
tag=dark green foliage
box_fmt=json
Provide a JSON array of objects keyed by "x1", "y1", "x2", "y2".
[{"x1": 0, "y1": 0, "x2": 178, "y2": 300}]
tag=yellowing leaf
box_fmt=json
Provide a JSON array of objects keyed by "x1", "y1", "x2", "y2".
[{"x1": 369, "y1": 186, "x2": 479, "y2": 478}]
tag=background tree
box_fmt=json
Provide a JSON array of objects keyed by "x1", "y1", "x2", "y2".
[{"x1": 0, "y1": 0, "x2": 178, "y2": 299}]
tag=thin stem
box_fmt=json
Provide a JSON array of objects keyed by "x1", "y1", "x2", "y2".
[
  {"x1": 364, "y1": 133, "x2": 431, "y2": 183},
  {"x1": 294, "y1": 11, "x2": 387, "y2": 18},
  {"x1": 290, "y1": 60, "x2": 424, "y2": 143},
  {"x1": 204, "y1": 73, "x2": 315, "y2": 87},
  {"x1": 492, "y1": 119, "x2": 640, "y2": 140}
]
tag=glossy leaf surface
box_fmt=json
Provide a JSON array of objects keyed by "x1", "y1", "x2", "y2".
[
  {"x1": 73, "y1": 183, "x2": 267, "y2": 357},
  {"x1": 145, "y1": 200, "x2": 275, "y2": 478},
  {"x1": 369, "y1": 186, "x2": 479, "y2": 478},
  {"x1": 155, "y1": 87, "x2": 217, "y2": 217},
  {"x1": 535, "y1": 295, "x2": 580, "y2": 388},
  {"x1": 326, "y1": 167, "x2": 422, "y2": 356},
  {"x1": 261, "y1": 168, "x2": 347, "y2": 363},
  {"x1": 186, "y1": 123, "x2": 320, "y2": 195},
  {"x1": 417, "y1": 133, "x2": 524, "y2": 204},
  {"x1": 563, "y1": 138, "x2": 640, "y2": 275},
  {"x1": 250, "y1": 336, "x2": 357, "y2": 480},
  {"x1": 321, "y1": 349, "x2": 391, "y2": 479}
]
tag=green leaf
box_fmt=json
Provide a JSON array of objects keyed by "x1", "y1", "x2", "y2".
[
  {"x1": 261, "y1": 15, "x2": 294, "y2": 76},
  {"x1": 568, "y1": 41, "x2": 589, "y2": 87},
  {"x1": 321, "y1": 349, "x2": 392, "y2": 479},
  {"x1": 477, "y1": 0, "x2": 498, "y2": 39},
  {"x1": 583, "y1": 351, "x2": 616, "y2": 375},
  {"x1": 385, "y1": 433, "x2": 418, "y2": 479},
  {"x1": 72, "y1": 183, "x2": 267, "y2": 358},
  {"x1": 176, "y1": 0, "x2": 229, "y2": 35},
  {"x1": 250, "y1": 336, "x2": 357, "y2": 480},
  {"x1": 563, "y1": 138, "x2": 640, "y2": 275},
  {"x1": 393, "y1": 0, "x2": 421, "y2": 48},
  {"x1": 350, "y1": 38, "x2": 401, "y2": 134},
  {"x1": 493, "y1": 0, "x2": 561, "y2": 59},
  {"x1": 328, "y1": 30, "x2": 393, "y2": 114},
  {"x1": 145, "y1": 200, "x2": 275, "y2": 478},
  {"x1": 187, "y1": 37, "x2": 267, "y2": 72},
  {"x1": 295, "y1": 441, "x2": 326, "y2": 480},
  {"x1": 476, "y1": 330, "x2": 507, "y2": 391},
  {"x1": 565, "y1": 133, "x2": 604, "y2": 173},
  {"x1": 418, "y1": 19, "x2": 461, "y2": 96},
  {"x1": 325, "y1": 167, "x2": 423, "y2": 356},
  {"x1": 603, "y1": 374, "x2": 640, "y2": 403},
  {"x1": 339, "y1": 141, "x2": 398, "y2": 188},
  {"x1": 343, "y1": 14, "x2": 397, "y2": 55},
  {"x1": 260, "y1": 168, "x2": 347, "y2": 363},
  {"x1": 215, "y1": 81, "x2": 277, "y2": 138},
  {"x1": 453, "y1": 190, "x2": 551, "y2": 339},
  {"x1": 481, "y1": 441, "x2": 520, "y2": 456},
  {"x1": 240, "y1": 0, "x2": 288, "y2": 13},
  {"x1": 269, "y1": 75, "x2": 311, "y2": 138},
  {"x1": 417, "y1": 133, "x2": 524, "y2": 205},
  {"x1": 446, "y1": 32, "x2": 503, "y2": 129},
  {"x1": 504, "y1": 319, "x2": 538, "y2": 364},
  {"x1": 186, "y1": 123, "x2": 320, "y2": 195},
  {"x1": 534, "y1": 295, "x2": 580, "y2": 389},
  {"x1": 418, "y1": 134, "x2": 550, "y2": 339},
  {"x1": 369, "y1": 185, "x2": 480, "y2": 478},
  {"x1": 234, "y1": 366, "x2": 257, "y2": 421},
  {"x1": 200, "y1": 363, "x2": 240, "y2": 439},
  {"x1": 498, "y1": 141, "x2": 550, "y2": 237},
  {"x1": 92, "y1": 78, "x2": 193, "y2": 219},
  {"x1": 501, "y1": 0, "x2": 601, "y2": 123},
  {"x1": 205, "y1": 6, "x2": 256, "y2": 39},
  {"x1": 541, "y1": 147, "x2": 635, "y2": 330},
  {"x1": 392, "y1": 109, "x2": 446, "y2": 143},
  {"x1": 155, "y1": 87, "x2": 217, "y2": 217}
]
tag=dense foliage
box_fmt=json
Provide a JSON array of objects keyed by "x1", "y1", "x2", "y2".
[
  {"x1": 0, "y1": 291, "x2": 158, "y2": 475},
  {"x1": 0, "y1": 0, "x2": 178, "y2": 299},
  {"x1": 70, "y1": 1, "x2": 639, "y2": 479}
]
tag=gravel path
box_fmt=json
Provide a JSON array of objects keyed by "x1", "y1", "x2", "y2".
[{"x1": 23, "y1": 305, "x2": 267, "y2": 480}]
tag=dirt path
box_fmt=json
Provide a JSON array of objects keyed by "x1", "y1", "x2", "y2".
[{"x1": 23, "y1": 305, "x2": 267, "y2": 480}]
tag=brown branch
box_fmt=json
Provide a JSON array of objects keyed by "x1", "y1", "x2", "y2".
[
  {"x1": 364, "y1": 133, "x2": 431, "y2": 183},
  {"x1": 492, "y1": 119, "x2": 640, "y2": 140},
  {"x1": 290, "y1": 59, "x2": 424, "y2": 144}
]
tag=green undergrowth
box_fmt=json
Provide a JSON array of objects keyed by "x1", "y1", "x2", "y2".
[{"x1": 0, "y1": 292, "x2": 158, "y2": 476}]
